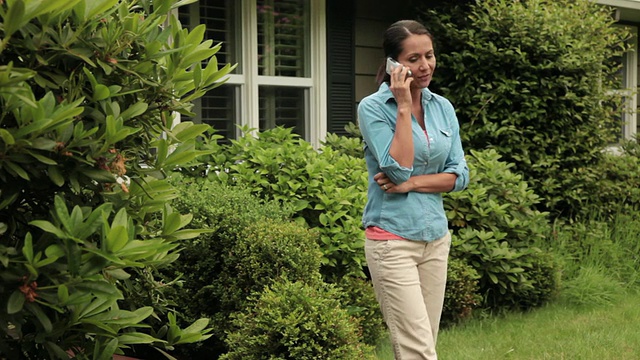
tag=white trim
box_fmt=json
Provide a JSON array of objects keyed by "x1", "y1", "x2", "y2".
[
  {"x1": 623, "y1": 26, "x2": 638, "y2": 140},
  {"x1": 243, "y1": 0, "x2": 260, "y2": 133},
  {"x1": 256, "y1": 76, "x2": 314, "y2": 87},
  {"x1": 224, "y1": 74, "x2": 246, "y2": 85},
  {"x1": 310, "y1": 0, "x2": 327, "y2": 147},
  {"x1": 597, "y1": 0, "x2": 640, "y2": 11}
]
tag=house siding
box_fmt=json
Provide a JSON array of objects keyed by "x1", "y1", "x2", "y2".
[{"x1": 353, "y1": 0, "x2": 413, "y2": 103}]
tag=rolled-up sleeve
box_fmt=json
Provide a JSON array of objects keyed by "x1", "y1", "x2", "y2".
[
  {"x1": 443, "y1": 105, "x2": 469, "y2": 192},
  {"x1": 358, "y1": 98, "x2": 413, "y2": 184}
]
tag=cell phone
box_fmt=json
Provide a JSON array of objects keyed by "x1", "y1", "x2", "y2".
[{"x1": 386, "y1": 57, "x2": 412, "y2": 77}]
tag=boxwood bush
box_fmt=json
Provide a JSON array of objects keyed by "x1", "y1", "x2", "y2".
[
  {"x1": 220, "y1": 278, "x2": 376, "y2": 360},
  {"x1": 441, "y1": 257, "x2": 481, "y2": 327},
  {"x1": 333, "y1": 275, "x2": 386, "y2": 346},
  {"x1": 164, "y1": 177, "x2": 324, "y2": 358}
]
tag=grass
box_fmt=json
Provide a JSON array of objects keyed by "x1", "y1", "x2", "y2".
[
  {"x1": 375, "y1": 290, "x2": 640, "y2": 359},
  {"x1": 375, "y1": 210, "x2": 640, "y2": 360},
  {"x1": 438, "y1": 291, "x2": 640, "y2": 359}
]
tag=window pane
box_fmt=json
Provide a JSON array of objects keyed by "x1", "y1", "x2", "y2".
[
  {"x1": 179, "y1": 0, "x2": 240, "y2": 73},
  {"x1": 257, "y1": 0, "x2": 309, "y2": 77},
  {"x1": 259, "y1": 87, "x2": 306, "y2": 136},
  {"x1": 609, "y1": 53, "x2": 625, "y2": 89},
  {"x1": 201, "y1": 86, "x2": 238, "y2": 142}
]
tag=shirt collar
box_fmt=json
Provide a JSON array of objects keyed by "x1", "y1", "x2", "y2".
[{"x1": 379, "y1": 82, "x2": 434, "y2": 103}]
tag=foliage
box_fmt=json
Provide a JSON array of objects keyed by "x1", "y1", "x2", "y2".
[
  {"x1": 542, "y1": 211, "x2": 640, "y2": 306},
  {"x1": 185, "y1": 127, "x2": 369, "y2": 281},
  {"x1": 220, "y1": 278, "x2": 376, "y2": 360},
  {"x1": 568, "y1": 151, "x2": 640, "y2": 219},
  {"x1": 165, "y1": 179, "x2": 324, "y2": 359},
  {"x1": 445, "y1": 149, "x2": 559, "y2": 310},
  {"x1": 558, "y1": 265, "x2": 624, "y2": 307},
  {"x1": 333, "y1": 275, "x2": 386, "y2": 346},
  {"x1": 0, "y1": 0, "x2": 233, "y2": 358},
  {"x1": 420, "y1": 0, "x2": 631, "y2": 219},
  {"x1": 322, "y1": 122, "x2": 364, "y2": 159},
  {"x1": 441, "y1": 257, "x2": 481, "y2": 327},
  {"x1": 620, "y1": 135, "x2": 640, "y2": 157}
]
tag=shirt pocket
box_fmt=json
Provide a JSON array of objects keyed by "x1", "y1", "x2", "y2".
[{"x1": 430, "y1": 127, "x2": 453, "y2": 163}]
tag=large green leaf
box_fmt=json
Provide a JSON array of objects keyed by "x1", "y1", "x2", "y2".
[
  {"x1": 75, "y1": 280, "x2": 121, "y2": 297},
  {"x1": 97, "y1": 338, "x2": 119, "y2": 360},
  {"x1": 25, "y1": 303, "x2": 53, "y2": 333},
  {"x1": 26, "y1": 0, "x2": 83, "y2": 19},
  {"x1": 170, "y1": 122, "x2": 210, "y2": 142},
  {"x1": 106, "y1": 226, "x2": 129, "y2": 253},
  {"x1": 29, "y1": 220, "x2": 67, "y2": 239},
  {"x1": 77, "y1": 297, "x2": 118, "y2": 319},
  {"x1": 88, "y1": 307, "x2": 154, "y2": 326},
  {"x1": 0, "y1": 129, "x2": 16, "y2": 145},
  {"x1": 117, "y1": 332, "x2": 162, "y2": 345},
  {"x1": 73, "y1": 0, "x2": 118, "y2": 21},
  {"x1": 3, "y1": 0, "x2": 26, "y2": 38},
  {"x1": 7, "y1": 290, "x2": 25, "y2": 314}
]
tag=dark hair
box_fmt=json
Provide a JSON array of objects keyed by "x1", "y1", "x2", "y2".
[{"x1": 376, "y1": 20, "x2": 433, "y2": 85}]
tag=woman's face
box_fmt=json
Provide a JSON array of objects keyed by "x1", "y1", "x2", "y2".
[{"x1": 397, "y1": 34, "x2": 436, "y2": 89}]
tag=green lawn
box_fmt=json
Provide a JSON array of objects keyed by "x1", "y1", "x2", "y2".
[{"x1": 375, "y1": 290, "x2": 640, "y2": 360}]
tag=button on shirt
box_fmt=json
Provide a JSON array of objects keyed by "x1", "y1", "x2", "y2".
[{"x1": 358, "y1": 83, "x2": 469, "y2": 242}]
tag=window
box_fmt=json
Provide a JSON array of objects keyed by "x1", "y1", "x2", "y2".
[
  {"x1": 257, "y1": 0, "x2": 309, "y2": 77},
  {"x1": 611, "y1": 25, "x2": 638, "y2": 142},
  {"x1": 178, "y1": 0, "x2": 327, "y2": 145}
]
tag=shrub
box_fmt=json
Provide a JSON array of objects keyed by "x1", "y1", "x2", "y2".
[
  {"x1": 322, "y1": 123, "x2": 364, "y2": 159},
  {"x1": 220, "y1": 278, "x2": 376, "y2": 360},
  {"x1": 445, "y1": 149, "x2": 559, "y2": 310},
  {"x1": 188, "y1": 127, "x2": 369, "y2": 281},
  {"x1": 334, "y1": 276, "x2": 386, "y2": 346},
  {"x1": 511, "y1": 250, "x2": 560, "y2": 308},
  {"x1": 621, "y1": 135, "x2": 640, "y2": 157},
  {"x1": 166, "y1": 178, "x2": 324, "y2": 358},
  {"x1": 0, "y1": 0, "x2": 230, "y2": 357},
  {"x1": 441, "y1": 257, "x2": 481, "y2": 327},
  {"x1": 420, "y1": 0, "x2": 631, "y2": 219},
  {"x1": 570, "y1": 152, "x2": 640, "y2": 219}
]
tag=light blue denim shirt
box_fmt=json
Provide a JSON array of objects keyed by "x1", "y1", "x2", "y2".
[{"x1": 358, "y1": 83, "x2": 469, "y2": 242}]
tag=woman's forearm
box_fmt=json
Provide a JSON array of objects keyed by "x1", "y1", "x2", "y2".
[
  {"x1": 389, "y1": 105, "x2": 414, "y2": 168},
  {"x1": 375, "y1": 172, "x2": 457, "y2": 193},
  {"x1": 405, "y1": 173, "x2": 457, "y2": 193}
]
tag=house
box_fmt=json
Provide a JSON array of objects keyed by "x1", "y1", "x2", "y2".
[
  {"x1": 601, "y1": 0, "x2": 640, "y2": 143},
  {"x1": 176, "y1": 0, "x2": 639, "y2": 147}
]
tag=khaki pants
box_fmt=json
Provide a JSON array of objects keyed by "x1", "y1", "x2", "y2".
[{"x1": 365, "y1": 232, "x2": 451, "y2": 360}]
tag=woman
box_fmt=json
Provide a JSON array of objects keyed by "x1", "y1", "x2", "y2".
[{"x1": 358, "y1": 20, "x2": 469, "y2": 359}]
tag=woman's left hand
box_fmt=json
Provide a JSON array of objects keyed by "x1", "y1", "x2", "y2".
[{"x1": 374, "y1": 172, "x2": 412, "y2": 193}]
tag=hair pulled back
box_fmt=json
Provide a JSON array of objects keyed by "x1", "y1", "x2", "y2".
[{"x1": 376, "y1": 20, "x2": 433, "y2": 85}]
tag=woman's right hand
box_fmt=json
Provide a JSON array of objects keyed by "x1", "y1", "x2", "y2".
[
  {"x1": 389, "y1": 65, "x2": 413, "y2": 109},
  {"x1": 375, "y1": 172, "x2": 414, "y2": 193}
]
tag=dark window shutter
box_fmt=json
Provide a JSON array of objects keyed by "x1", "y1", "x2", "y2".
[{"x1": 326, "y1": 0, "x2": 355, "y2": 136}]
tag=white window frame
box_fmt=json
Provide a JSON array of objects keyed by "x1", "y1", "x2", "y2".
[
  {"x1": 219, "y1": 0, "x2": 327, "y2": 147},
  {"x1": 621, "y1": 26, "x2": 638, "y2": 141},
  {"x1": 604, "y1": 25, "x2": 637, "y2": 155}
]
